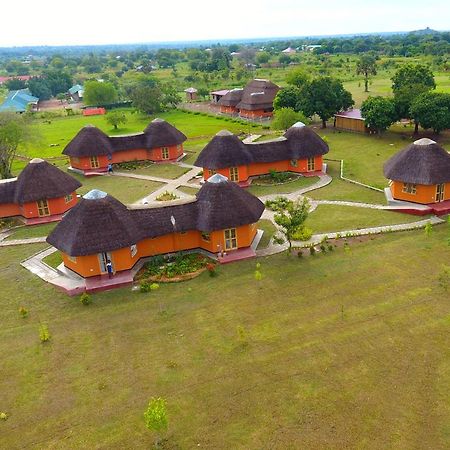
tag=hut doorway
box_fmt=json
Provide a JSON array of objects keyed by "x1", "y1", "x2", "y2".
[
  {"x1": 436, "y1": 184, "x2": 445, "y2": 202},
  {"x1": 98, "y1": 252, "x2": 113, "y2": 274}
]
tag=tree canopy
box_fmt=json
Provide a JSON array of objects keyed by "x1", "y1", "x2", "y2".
[
  {"x1": 361, "y1": 96, "x2": 397, "y2": 134},
  {"x1": 272, "y1": 108, "x2": 309, "y2": 131},
  {"x1": 83, "y1": 80, "x2": 118, "y2": 105},
  {"x1": 297, "y1": 77, "x2": 354, "y2": 128},
  {"x1": 409, "y1": 92, "x2": 450, "y2": 134}
]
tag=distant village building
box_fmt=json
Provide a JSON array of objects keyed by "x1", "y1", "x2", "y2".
[
  {"x1": 195, "y1": 122, "x2": 328, "y2": 186},
  {"x1": 281, "y1": 47, "x2": 297, "y2": 54},
  {"x1": 63, "y1": 118, "x2": 187, "y2": 175},
  {"x1": 184, "y1": 87, "x2": 198, "y2": 102},
  {"x1": 0, "y1": 158, "x2": 81, "y2": 224},
  {"x1": 384, "y1": 138, "x2": 450, "y2": 215},
  {"x1": 302, "y1": 44, "x2": 322, "y2": 52},
  {"x1": 334, "y1": 109, "x2": 367, "y2": 133},
  {"x1": 210, "y1": 89, "x2": 230, "y2": 104},
  {"x1": 0, "y1": 88, "x2": 39, "y2": 113},
  {"x1": 216, "y1": 79, "x2": 280, "y2": 119},
  {"x1": 68, "y1": 84, "x2": 84, "y2": 102},
  {"x1": 0, "y1": 75, "x2": 32, "y2": 85},
  {"x1": 47, "y1": 175, "x2": 265, "y2": 281}
]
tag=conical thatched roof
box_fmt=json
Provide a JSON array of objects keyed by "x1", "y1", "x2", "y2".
[
  {"x1": 384, "y1": 138, "x2": 450, "y2": 185},
  {"x1": 195, "y1": 124, "x2": 328, "y2": 169},
  {"x1": 2, "y1": 158, "x2": 82, "y2": 204},
  {"x1": 235, "y1": 79, "x2": 280, "y2": 111},
  {"x1": 143, "y1": 118, "x2": 187, "y2": 148},
  {"x1": 195, "y1": 130, "x2": 253, "y2": 169},
  {"x1": 196, "y1": 174, "x2": 264, "y2": 231},
  {"x1": 63, "y1": 125, "x2": 113, "y2": 157},
  {"x1": 47, "y1": 190, "x2": 141, "y2": 256},
  {"x1": 63, "y1": 120, "x2": 186, "y2": 158},
  {"x1": 47, "y1": 177, "x2": 265, "y2": 256},
  {"x1": 218, "y1": 88, "x2": 244, "y2": 107}
]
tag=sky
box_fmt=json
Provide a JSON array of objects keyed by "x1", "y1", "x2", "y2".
[{"x1": 0, "y1": 0, "x2": 448, "y2": 47}]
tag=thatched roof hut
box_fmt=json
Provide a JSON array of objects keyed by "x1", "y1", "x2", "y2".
[
  {"x1": 194, "y1": 123, "x2": 329, "y2": 169},
  {"x1": 47, "y1": 177, "x2": 264, "y2": 256},
  {"x1": 63, "y1": 119, "x2": 186, "y2": 158},
  {"x1": 384, "y1": 138, "x2": 450, "y2": 185},
  {"x1": 0, "y1": 158, "x2": 81, "y2": 204},
  {"x1": 218, "y1": 88, "x2": 244, "y2": 107},
  {"x1": 235, "y1": 79, "x2": 280, "y2": 111}
]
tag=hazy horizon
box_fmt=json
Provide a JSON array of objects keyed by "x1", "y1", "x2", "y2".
[{"x1": 0, "y1": 0, "x2": 448, "y2": 47}]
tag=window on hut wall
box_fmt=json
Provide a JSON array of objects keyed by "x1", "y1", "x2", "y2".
[
  {"x1": 229, "y1": 167, "x2": 239, "y2": 182},
  {"x1": 201, "y1": 232, "x2": 211, "y2": 242},
  {"x1": 402, "y1": 183, "x2": 417, "y2": 194},
  {"x1": 130, "y1": 244, "x2": 137, "y2": 257},
  {"x1": 64, "y1": 194, "x2": 73, "y2": 203},
  {"x1": 162, "y1": 147, "x2": 169, "y2": 160},
  {"x1": 37, "y1": 199, "x2": 50, "y2": 217},
  {"x1": 90, "y1": 156, "x2": 100, "y2": 168},
  {"x1": 208, "y1": 169, "x2": 217, "y2": 177},
  {"x1": 307, "y1": 157, "x2": 315, "y2": 171},
  {"x1": 290, "y1": 159, "x2": 298, "y2": 167},
  {"x1": 224, "y1": 228, "x2": 238, "y2": 250}
]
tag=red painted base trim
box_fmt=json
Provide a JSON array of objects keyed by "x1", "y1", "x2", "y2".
[
  {"x1": 217, "y1": 246, "x2": 256, "y2": 264},
  {"x1": 22, "y1": 214, "x2": 65, "y2": 226},
  {"x1": 303, "y1": 170, "x2": 324, "y2": 177}
]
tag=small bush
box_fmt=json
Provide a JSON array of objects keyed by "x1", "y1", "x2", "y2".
[
  {"x1": 292, "y1": 227, "x2": 313, "y2": 241},
  {"x1": 328, "y1": 244, "x2": 334, "y2": 252},
  {"x1": 140, "y1": 280, "x2": 151, "y2": 293},
  {"x1": 39, "y1": 323, "x2": 50, "y2": 343},
  {"x1": 273, "y1": 236, "x2": 285, "y2": 245},
  {"x1": 150, "y1": 283, "x2": 160, "y2": 291},
  {"x1": 309, "y1": 246, "x2": 316, "y2": 256},
  {"x1": 297, "y1": 250, "x2": 303, "y2": 258},
  {"x1": 80, "y1": 293, "x2": 91, "y2": 305},
  {"x1": 0, "y1": 412, "x2": 8, "y2": 421},
  {"x1": 206, "y1": 263, "x2": 217, "y2": 277},
  {"x1": 19, "y1": 306, "x2": 28, "y2": 318}
]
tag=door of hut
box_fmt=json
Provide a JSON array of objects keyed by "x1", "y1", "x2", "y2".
[
  {"x1": 98, "y1": 252, "x2": 113, "y2": 274},
  {"x1": 436, "y1": 184, "x2": 445, "y2": 202}
]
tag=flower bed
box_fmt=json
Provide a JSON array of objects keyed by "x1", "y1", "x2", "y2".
[
  {"x1": 251, "y1": 171, "x2": 301, "y2": 186},
  {"x1": 136, "y1": 253, "x2": 216, "y2": 283}
]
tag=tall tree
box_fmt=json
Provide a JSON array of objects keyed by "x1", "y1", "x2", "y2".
[
  {"x1": 273, "y1": 86, "x2": 302, "y2": 110},
  {"x1": 361, "y1": 96, "x2": 396, "y2": 134},
  {"x1": 83, "y1": 81, "x2": 118, "y2": 105},
  {"x1": 105, "y1": 111, "x2": 127, "y2": 130},
  {"x1": 0, "y1": 113, "x2": 33, "y2": 179},
  {"x1": 272, "y1": 108, "x2": 309, "y2": 131},
  {"x1": 391, "y1": 63, "x2": 436, "y2": 134},
  {"x1": 356, "y1": 55, "x2": 377, "y2": 92},
  {"x1": 410, "y1": 92, "x2": 450, "y2": 134},
  {"x1": 286, "y1": 68, "x2": 310, "y2": 88},
  {"x1": 297, "y1": 77, "x2": 354, "y2": 128}
]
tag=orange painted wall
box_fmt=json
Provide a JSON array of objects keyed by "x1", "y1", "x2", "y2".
[
  {"x1": 335, "y1": 116, "x2": 367, "y2": 133},
  {"x1": 0, "y1": 203, "x2": 20, "y2": 218},
  {"x1": 220, "y1": 105, "x2": 238, "y2": 114},
  {"x1": 1, "y1": 192, "x2": 78, "y2": 219},
  {"x1": 202, "y1": 156, "x2": 323, "y2": 183},
  {"x1": 239, "y1": 109, "x2": 273, "y2": 118},
  {"x1": 70, "y1": 145, "x2": 184, "y2": 173},
  {"x1": 390, "y1": 181, "x2": 450, "y2": 204},
  {"x1": 62, "y1": 224, "x2": 258, "y2": 277},
  {"x1": 20, "y1": 192, "x2": 78, "y2": 218}
]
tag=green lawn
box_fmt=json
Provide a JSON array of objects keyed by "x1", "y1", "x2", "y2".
[
  {"x1": 306, "y1": 204, "x2": 426, "y2": 234},
  {"x1": 316, "y1": 127, "x2": 450, "y2": 190},
  {"x1": 176, "y1": 186, "x2": 200, "y2": 196},
  {"x1": 307, "y1": 160, "x2": 386, "y2": 204},
  {"x1": 42, "y1": 251, "x2": 63, "y2": 269},
  {"x1": 248, "y1": 176, "x2": 319, "y2": 197},
  {"x1": 1, "y1": 227, "x2": 450, "y2": 448},
  {"x1": 5, "y1": 223, "x2": 57, "y2": 241},
  {"x1": 256, "y1": 219, "x2": 277, "y2": 249},
  {"x1": 19, "y1": 110, "x2": 266, "y2": 160},
  {"x1": 117, "y1": 163, "x2": 190, "y2": 180},
  {"x1": 70, "y1": 172, "x2": 164, "y2": 204}
]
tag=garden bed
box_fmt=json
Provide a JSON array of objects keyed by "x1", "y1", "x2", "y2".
[{"x1": 135, "y1": 253, "x2": 216, "y2": 283}]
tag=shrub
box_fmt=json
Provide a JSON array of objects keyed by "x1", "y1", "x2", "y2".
[
  {"x1": 273, "y1": 236, "x2": 285, "y2": 245},
  {"x1": 297, "y1": 250, "x2": 303, "y2": 258},
  {"x1": 80, "y1": 293, "x2": 91, "y2": 305},
  {"x1": 309, "y1": 246, "x2": 316, "y2": 256},
  {"x1": 150, "y1": 283, "x2": 160, "y2": 291},
  {"x1": 140, "y1": 280, "x2": 151, "y2": 293},
  {"x1": 328, "y1": 244, "x2": 334, "y2": 252},
  {"x1": 292, "y1": 227, "x2": 313, "y2": 241},
  {"x1": 206, "y1": 263, "x2": 217, "y2": 277},
  {"x1": 0, "y1": 412, "x2": 8, "y2": 421},
  {"x1": 19, "y1": 306, "x2": 28, "y2": 318},
  {"x1": 39, "y1": 323, "x2": 50, "y2": 343}
]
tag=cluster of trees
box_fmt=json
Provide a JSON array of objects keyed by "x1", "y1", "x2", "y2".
[
  {"x1": 27, "y1": 70, "x2": 73, "y2": 100},
  {"x1": 274, "y1": 68, "x2": 354, "y2": 128},
  {"x1": 361, "y1": 63, "x2": 450, "y2": 134}
]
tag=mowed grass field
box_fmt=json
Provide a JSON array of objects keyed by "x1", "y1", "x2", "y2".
[{"x1": 1, "y1": 226, "x2": 450, "y2": 448}]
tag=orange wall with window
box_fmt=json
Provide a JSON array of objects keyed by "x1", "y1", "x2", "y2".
[
  {"x1": 61, "y1": 224, "x2": 258, "y2": 278},
  {"x1": 1, "y1": 192, "x2": 78, "y2": 219},
  {"x1": 19, "y1": 193, "x2": 78, "y2": 218},
  {"x1": 390, "y1": 181, "x2": 450, "y2": 204},
  {"x1": 70, "y1": 145, "x2": 184, "y2": 173},
  {"x1": 202, "y1": 156, "x2": 323, "y2": 183}
]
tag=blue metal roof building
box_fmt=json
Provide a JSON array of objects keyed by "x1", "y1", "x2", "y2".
[{"x1": 0, "y1": 89, "x2": 39, "y2": 113}]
